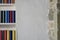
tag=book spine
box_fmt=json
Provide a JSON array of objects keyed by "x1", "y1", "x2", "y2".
[
  {"x1": 11, "y1": 0, "x2": 15, "y2": 3},
  {"x1": 1, "y1": 11, "x2": 3, "y2": 23},
  {"x1": 0, "y1": 11, "x2": 1, "y2": 23},
  {"x1": 12, "y1": 30, "x2": 14, "y2": 40},
  {"x1": 7, "y1": 0, "x2": 9, "y2": 3},
  {"x1": 3, "y1": 11, "x2": 4, "y2": 23},
  {"x1": 3, "y1": 0, "x2": 7, "y2": 3},
  {"x1": 4, "y1": 30, "x2": 7, "y2": 40},
  {"x1": 10, "y1": 31, "x2": 12, "y2": 40},
  {"x1": 8, "y1": 0, "x2": 11, "y2": 3},
  {"x1": 4, "y1": 11, "x2": 5, "y2": 23},
  {"x1": 5, "y1": 11, "x2": 7, "y2": 23},
  {"x1": 9, "y1": 11, "x2": 12, "y2": 23},
  {"x1": 12, "y1": 11, "x2": 13, "y2": 23},
  {"x1": 0, "y1": 0, "x2": 2, "y2": 3},
  {"x1": 10, "y1": 0, "x2": 11, "y2": 3},
  {"x1": 14, "y1": 30, "x2": 16, "y2": 40},
  {"x1": 2, "y1": 0, "x2": 3, "y2": 3},
  {"x1": 7, "y1": 11, "x2": 9, "y2": 23},
  {"x1": 6, "y1": 0, "x2": 7, "y2": 3},
  {"x1": 3, "y1": 0, "x2": 4, "y2": 3},
  {"x1": 14, "y1": 11, "x2": 16, "y2": 23},
  {"x1": 7, "y1": 30, "x2": 9, "y2": 40},
  {"x1": 0, "y1": 31, "x2": 1, "y2": 40},
  {"x1": 1, "y1": 31, "x2": 4, "y2": 40},
  {"x1": 12, "y1": 11, "x2": 15, "y2": 23}
]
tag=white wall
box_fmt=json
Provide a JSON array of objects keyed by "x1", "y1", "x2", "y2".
[{"x1": 16, "y1": 0, "x2": 49, "y2": 40}]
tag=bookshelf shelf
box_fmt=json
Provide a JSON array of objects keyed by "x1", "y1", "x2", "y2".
[
  {"x1": 0, "y1": 23, "x2": 16, "y2": 25},
  {"x1": 0, "y1": 4, "x2": 14, "y2": 5}
]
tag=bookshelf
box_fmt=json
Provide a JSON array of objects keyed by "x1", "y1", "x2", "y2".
[{"x1": 0, "y1": 0, "x2": 17, "y2": 40}]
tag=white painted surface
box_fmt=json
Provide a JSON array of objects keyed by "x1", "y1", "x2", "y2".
[{"x1": 16, "y1": 0, "x2": 49, "y2": 40}]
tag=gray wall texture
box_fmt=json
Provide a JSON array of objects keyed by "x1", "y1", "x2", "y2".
[{"x1": 16, "y1": 0, "x2": 49, "y2": 40}]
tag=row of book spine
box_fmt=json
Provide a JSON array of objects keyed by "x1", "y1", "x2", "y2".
[
  {"x1": 0, "y1": 30, "x2": 16, "y2": 40},
  {"x1": 0, "y1": 11, "x2": 16, "y2": 23},
  {"x1": 0, "y1": 0, "x2": 15, "y2": 4}
]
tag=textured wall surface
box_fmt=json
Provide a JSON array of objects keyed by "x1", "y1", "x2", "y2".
[{"x1": 16, "y1": 0, "x2": 49, "y2": 40}]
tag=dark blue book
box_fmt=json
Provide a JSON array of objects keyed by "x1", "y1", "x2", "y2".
[
  {"x1": 14, "y1": 11, "x2": 16, "y2": 23},
  {"x1": 0, "y1": 0, "x2": 2, "y2": 3},
  {"x1": 12, "y1": 11, "x2": 16, "y2": 23},
  {"x1": 10, "y1": 31, "x2": 12, "y2": 40}
]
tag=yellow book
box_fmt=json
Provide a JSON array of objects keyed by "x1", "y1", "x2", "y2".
[
  {"x1": 12, "y1": 30, "x2": 14, "y2": 40},
  {"x1": 7, "y1": 30, "x2": 9, "y2": 40},
  {"x1": 14, "y1": 30, "x2": 16, "y2": 40}
]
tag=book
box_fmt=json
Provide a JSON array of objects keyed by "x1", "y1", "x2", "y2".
[
  {"x1": 0, "y1": 11, "x2": 1, "y2": 23},
  {"x1": 9, "y1": 11, "x2": 12, "y2": 23},
  {"x1": 7, "y1": 11, "x2": 9, "y2": 23},
  {"x1": 1, "y1": 11, "x2": 3, "y2": 23},
  {"x1": 3, "y1": 0, "x2": 7, "y2": 3},
  {"x1": 12, "y1": 11, "x2": 14, "y2": 23},
  {"x1": 4, "y1": 30, "x2": 7, "y2": 40},
  {"x1": 10, "y1": 0, "x2": 11, "y2": 3},
  {"x1": 3, "y1": 11, "x2": 4, "y2": 23},
  {"x1": 12, "y1": 11, "x2": 16, "y2": 23},
  {"x1": 12, "y1": 30, "x2": 14, "y2": 40},
  {"x1": 0, "y1": 31, "x2": 1, "y2": 40},
  {"x1": 8, "y1": 0, "x2": 11, "y2": 4},
  {"x1": 5, "y1": 11, "x2": 8, "y2": 23},
  {"x1": 11, "y1": 0, "x2": 15, "y2": 3},
  {"x1": 14, "y1": 31, "x2": 16, "y2": 40},
  {"x1": 0, "y1": 0, "x2": 2, "y2": 3},
  {"x1": 1, "y1": 31, "x2": 4, "y2": 40},
  {"x1": 14, "y1": 11, "x2": 16, "y2": 23},
  {"x1": 10, "y1": 31, "x2": 12, "y2": 40},
  {"x1": 4, "y1": 11, "x2": 5, "y2": 23},
  {"x1": 7, "y1": 30, "x2": 9, "y2": 40}
]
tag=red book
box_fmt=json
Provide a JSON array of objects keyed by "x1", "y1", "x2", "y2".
[
  {"x1": 7, "y1": 0, "x2": 8, "y2": 3},
  {"x1": 9, "y1": 11, "x2": 12, "y2": 23},
  {"x1": 4, "y1": 30, "x2": 7, "y2": 40},
  {"x1": 0, "y1": 31, "x2": 1, "y2": 40}
]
